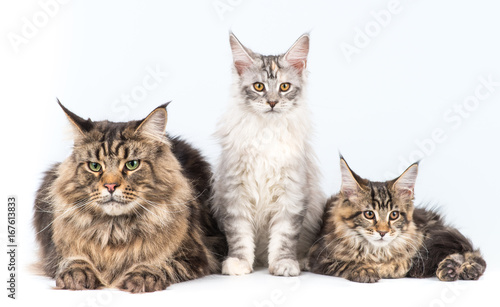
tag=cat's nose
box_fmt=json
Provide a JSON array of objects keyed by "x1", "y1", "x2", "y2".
[
  {"x1": 378, "y1": 231, "x2": 388, "y2": 237},
  {"x1": 104, "y1": 183, "x2": 120, "y2": 193},
  {"x1": 267, "y1": 101, "x2": 278, "y2": 109}
]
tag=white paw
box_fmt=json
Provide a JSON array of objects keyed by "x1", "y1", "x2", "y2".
[
  {"x1": 269, "y1": 259, "x2": 301, "y2": 277},
  {"x1": 222, "y1": 257, "x2": 253, "y2": 275}
]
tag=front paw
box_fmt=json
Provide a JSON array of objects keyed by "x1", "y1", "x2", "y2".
[
  {"x1": 119, "y1": 269, "x2": 169, "y2": 293},
  {"x1": 269, "y1": 258, "x2": 300, "y2": 277},
  {"x1": 347, "y1": 267, "x2": 380, "y2": 283},
  {"x1": 56, "y1": 261, "x2": 101, "y2": 290},
  {"x1": 222, "y1": 257, "x2": 253, "y2": 275},
  {"x1": 437, "y1": 257, "x2": 462, "y2": 281}
]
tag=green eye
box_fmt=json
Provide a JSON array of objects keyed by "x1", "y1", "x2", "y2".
[
  {"x1": 125, "y1": 160, "x2": 140, "y2": 171},
  {"x1": 88, "y1": 162, "x2": 102, "y2": 172}
]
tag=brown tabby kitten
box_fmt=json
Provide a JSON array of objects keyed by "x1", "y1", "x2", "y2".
[
  {"x1": 34, "y1": 102, "x2": 226, "y2": 293},
  {"x1": 309, "y1": 157, "x2": 486, "y2": 283}
]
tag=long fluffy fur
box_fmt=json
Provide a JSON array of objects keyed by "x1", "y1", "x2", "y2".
[
  {"x1": 309, "y1": 159, "x2": 486, "y2": 282},
  {"x1": 212, "y1": 34, "x2": 325, "y2": 276},
  {"x1": 33, "y1": 105, "x2": 225, "y2": 293}
]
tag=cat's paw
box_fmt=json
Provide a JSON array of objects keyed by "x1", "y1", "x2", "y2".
[
  {"x1": 459, "y1": 262, "x2": 484, "y2": 280},
  {"x1": 222, "y1": 257, "x2": 253, "y2": 275},
  {"x1": 437, "y1": 256, "x2": 462, "y2": 281},
  {"x1": 56, "y1": 262, "x2": 101, "y2": 290},
  {"x1": 119, "y1": 271, "x2": 169, "y2": 293},
  {"x1": 269, "y1": 259, "x2": 301, "y2": 277},
  {"x1": 347, "y1": 267, "x2": 380, "y2": 283}
]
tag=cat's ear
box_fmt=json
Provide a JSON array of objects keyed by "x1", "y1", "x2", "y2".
[
  {"x1": 135, "y1": 102, "x2": 169, "y2": 142},
  {"x1": 229, "y1": 33, "x2": 254, "y2": 75},
  {"x1": 391, "y1": 163, "x2": 419, "y2": 198},
  {"x1": 339, "y1": 156, "x2": 365, "y2": 198},
  {"x1": 284, "y1": 34, "x2": 309, "y2": 73},
  {"x1": 58, "y1": 99, "x2": 93, "y2": 136}
]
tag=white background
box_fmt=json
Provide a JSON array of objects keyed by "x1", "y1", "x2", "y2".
[{"x1": 1, "y1": 0, "x2": 499, "y2": 306}]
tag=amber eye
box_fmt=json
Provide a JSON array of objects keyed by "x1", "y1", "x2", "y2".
[
  {"x1": 363, "y1": 211, "x2": 375, "y2": 220},
  {"x1": 390, "y1": 211, "x2": 400, "y2": 220},
  {"x1": 280, "y1": 83, "x2": 291, "y2": 92},
  {"x1": 253, "y1": 82, "x2": 265, "y2": 92}
]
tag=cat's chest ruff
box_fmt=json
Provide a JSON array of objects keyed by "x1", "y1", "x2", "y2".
[
  {"x1": 234, "y1": 128, "x2": 305, "y2": 167},
  {"x1": 226, "y1": 108, "x2": 308, "y2": 152},
  {"x1": 242, "y1": 128, "x2": 298, "y2": 149}
]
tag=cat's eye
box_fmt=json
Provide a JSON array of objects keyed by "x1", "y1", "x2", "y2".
[
  {"x1": 363, "y1": 211, "x2": 375, "y2": 220},
  {"x1": 253, "y1": 82, "x2": 265, "y2": 92},
  {"x1": 280, "y1": 83, "x2": 291, "y2": 92},
  {"x1": 390, "y1": 211, "x2": 400, "y2": 220},
  {"x1": 125, "y1": 160, "x2": 140, "y2": 171},
  {"x1": 88, "y1": 162, "x2": 102, "y2": 172}
]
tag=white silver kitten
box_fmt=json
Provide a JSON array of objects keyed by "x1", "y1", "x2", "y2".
[{"x1": 213, "y1": 33, "x2": 326, "y2": 276}]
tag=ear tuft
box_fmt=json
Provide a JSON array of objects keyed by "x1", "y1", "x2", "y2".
[
  {"x1": 284, "y1": 34, "x2": 309, "y2": 73},
  {"x1": 339, "y1": 157, "x2": 364, "y2": 198},
  {"x1": 58, "y1": 98, "x2": 93, "y2": 136},
  {"x1": 135, "y1": 104, "x2": 169, "y2": 142},
  {"x1": 392, "y1": 163, "x2": 419, "y2": 198},
  {"x1": 229, "y1": 33, "x2": 254, "y2": 75}
]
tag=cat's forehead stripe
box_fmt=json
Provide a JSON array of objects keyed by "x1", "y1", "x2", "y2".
[
  {"x1": 89, "y1": 127, "x2": 134, "y2": 160},
  {"x1": 261, "y1": 55, "x2": 281, "y2": 79},
  {"x1": 370, "y1": 184, "x2": 393, "y2": 210}
]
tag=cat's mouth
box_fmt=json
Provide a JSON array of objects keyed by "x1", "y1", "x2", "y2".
[
  {"x1": 98, "y1": 196, "x2": 135, "y2": 215},
  {"x1": 100, "y1": 194, "x2": 129, "y2": 205},
  {"x1": 101, "y1": 199, "x2": 127, "y2": 205},
  {"x1": 369, "y1": 238, "x2": 392, "y2": 247},
  {"x1": 99, "y1": 199, "x2": 134, "y2": 216},
  {"x1": 362, "y1": 232, "x2": 396, "y2": 247},
  {"x1": 266, "y1": 109, "x2": 281, "y2": 114}
]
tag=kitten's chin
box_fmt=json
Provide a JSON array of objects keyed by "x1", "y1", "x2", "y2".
[
  {"x1": 364, "y1": 235, "x2": 396, "y2": 247},
  {"x1": 369, "y1": 238, "x2": 393, "y2": 247},
  {"x1": 264, "y1": 109, "x2": 282, "y2": 114},
  {"x1": 100, "y1": 201, "x2": 134, "y2": 216}
]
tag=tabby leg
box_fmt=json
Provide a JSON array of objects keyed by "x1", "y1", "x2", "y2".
[
  {"x1": 268, "y1": 200, "x2": 303, "y2": 277},
  {"x1": 56, "y1": 259, "x2": 102, "y2": 290},
  {"x1": 221, "y1": 215, "x2": 255, "y2": 275}
]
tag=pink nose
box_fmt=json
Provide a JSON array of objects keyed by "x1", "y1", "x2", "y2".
[
  {"x1": 268, "y1": 101, "x2": 278, "y2": 109},
  {"x1": 104, "y1": 183, "x2": 119, "y2": 193}
]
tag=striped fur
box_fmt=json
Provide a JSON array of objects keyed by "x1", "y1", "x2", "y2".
[
  {"x1": 33, "y1": 102, "x2": 225, "y2": 292},
  {"x1": 309, "y1": 157, "x2": 486, "y2": 282}
]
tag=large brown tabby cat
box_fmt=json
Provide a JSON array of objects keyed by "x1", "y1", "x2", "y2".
[
  {"x1": 309, "y1": 157, "x2": 486, "y2": 283},
  {"x1": 34, "y1": 102, "x2": 226, "y2": 293}
]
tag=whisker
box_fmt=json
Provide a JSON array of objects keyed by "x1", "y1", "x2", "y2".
[
  {"x1": 132, "y1": 201, "x2": 169, "y2": 227},
  {"x1": 35, "y1": 198, "x2": 93, "y2": 235},
  {"x1": 136, "y1": 188, "x2": 207, "y2": 208},
  {"x1": 132, "y1": 188, "x2": 208, "y2": 214}
]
